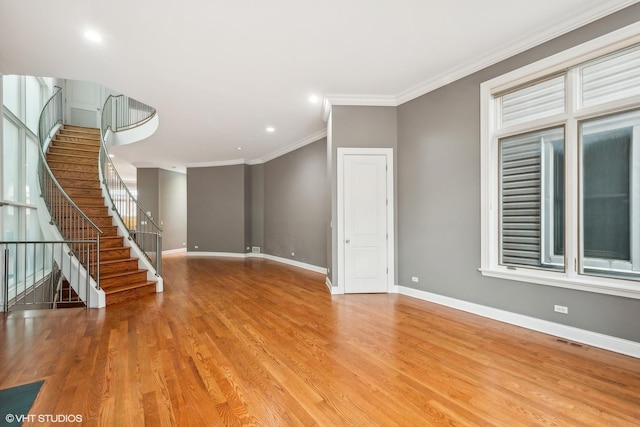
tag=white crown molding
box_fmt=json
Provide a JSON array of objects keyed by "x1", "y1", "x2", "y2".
[
  {"x1": 184, "y1": 158, "x2": 246, "y2": 168},
  {"x1": 396, "y1": 0, "x2": 640, "y2": 105},
  {"x1": 185, "y1": 129, "x2": 328, "y2": 168},
  {"x1": 132, "y1": 163, "x2": 187, "y2": 174},
  {"x1": 322, "y1": 0, "x2": 639, "y2": 113},
  {"x1": 324, "y1": 94, "x2": 398, "y2": 106},
  {"x1": 252, "y1": 129, "x2": 327, "y2": 164},
  {"x1": 322, "y1": 94, "x2": 397, "y2": 122}
]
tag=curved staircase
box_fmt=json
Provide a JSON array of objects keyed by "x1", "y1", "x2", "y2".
[{"x1": 46, "y1": 124, "x2": 156, "y2": 305}]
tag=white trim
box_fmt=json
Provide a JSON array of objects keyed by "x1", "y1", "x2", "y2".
[
  {"x1": 398, "y1": 286, "x2": 640, "y2": 359},
  {"x1": 325, "y1": 276, "x2": 333, "y2": 293},
  {"x1": 251, "y1": 129, "x2": 328, "y2": 164},
  {"x1": 185, "y1": 251, "x2": 327, "y2": 274},
  {"x1": 162, "y1": 247, "x2": 187, "y2": 255},
  {"x1": 260, "y1": 253, "x2": 327, "y2": 274},
  {"x1": 336, "y1": 147, "x2": 395, "y2": 295},
  {"x1": 185, "y1": 158, "x2": 246, "y2": 168},
  {"x1": 396, "y1": 1, "x2": 638, "y2": 105},
  {"x1": 186, "y1": 251, "x2": 247, "y2": 258},
  {"x1": 318, "y1": 2, "x2": 638, "y2": 118},
  {"x1": 131, "y1": 163, "x2": 187, "y2": 175},
  {"x1": 322, "y1": 94, "x2": 397, "y2": 121}
]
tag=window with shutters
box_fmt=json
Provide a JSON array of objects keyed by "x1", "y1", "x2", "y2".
[{"x1": 480, "y1": 25, "x2": 640, "y2": 299}]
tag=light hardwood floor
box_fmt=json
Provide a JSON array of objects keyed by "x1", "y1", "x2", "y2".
[{"x1": 1, "y1": 255, "x2": 639, "y2": 426}]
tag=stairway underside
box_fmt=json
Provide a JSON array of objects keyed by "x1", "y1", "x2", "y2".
[{"x1": 46, "y1": 124, "x2": 156, "y2": 305}]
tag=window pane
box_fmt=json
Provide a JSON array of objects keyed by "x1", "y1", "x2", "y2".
[
  {"x1": 581, "y1": 45, "x2": 640, "y2": 108},
  {"x1": 2, "y1": 205, "x2": 19, "y2": 241},
  {"x1": 25, "y1": 76, "x2": 42, "y2": 133},
  {"x1": 2, "y1": 75, "x2": 21, "y2": 117},
  {"x1": 500, "y1": 127, "x2": 564, "y2": 270},
  {"x1": 499, "y1": 75, "x2": 565, "y2": 129},
  {"x1": 2, "y1": 118, "x2": 20, "y2": 202},
  {"x1": 25, "y1": 208, "x2": 43, "y2": 278},
  {"x1": 580, "y1": 110, "x2": 640, "y2": 279},
  {"x1": 25, "y1": 134, "x2": 39, "y2": 205}
]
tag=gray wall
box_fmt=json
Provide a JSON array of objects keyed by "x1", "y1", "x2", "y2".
[
  {"x1": 185, "y1": 139, "x2": 327, "y2": 267},
  {"x1": 137, "y1": 168, "x2": 187, "y2": 251},
  {"x1": 250, "y1": 163, "x2": 265, "y2": 251},
  {"x1": 137, "y1": 168, "x2": 159, "y2": 221},
  {"x1": 329, "y1": 106, "x2": 398, "y2": 286},
  {"x1": 396, "y1": 3, "x2": 640, "y2": 342},
  {"x1": 159, "y1": 169, "x2": 187, "y2": 251},
  {"x1": 263, "y1": 138, "x2": 327, "y2": 267},
  {"x1": 187, "y1": 164, "x2": 246, "y2": 253}
]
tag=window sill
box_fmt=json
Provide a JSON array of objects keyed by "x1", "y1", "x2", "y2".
[{"x1": 478, "y1": 267, "x2": 640, "y2": 300}]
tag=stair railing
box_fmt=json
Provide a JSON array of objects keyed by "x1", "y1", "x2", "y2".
[
  {"x1": 2, "y1": 242, "x2": 89, "y2": 311},
  {"x1": 37, "y1": 86, "x2": 102, "y2": 293},
  {"x1": 99, "y1": 95, "x2": 162, "y2": 275}
]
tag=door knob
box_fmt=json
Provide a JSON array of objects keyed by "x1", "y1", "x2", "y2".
[{"x1": 345, "y1": 239, "x2": 350, "y2": 244}]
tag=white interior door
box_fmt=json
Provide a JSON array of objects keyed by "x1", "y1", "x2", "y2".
[
  {"x1": 65, "y1": 80, "x2": 101, "y2": 128},
  {"x1": 343, "y1": 153, "x2": 389, "y2": 293}
]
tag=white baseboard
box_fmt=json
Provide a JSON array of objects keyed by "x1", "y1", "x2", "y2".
[
  {"x1": 185, "y1": 251, "x2": 327, "y2": 274},
  {"x1": 259, "y1": 254, "x2": 327, "y2": 274},
  {"x1": 163, "y1": 248, "x2": 187, "y2": 255},
  {"x1": 186, "y1": 251, "x2": 246, "y2": 258},
  {"x1": 399, "y1": 286, "x2": 640, "y2": 359},
  {"x1": 325, "y1": 277, "x2": 335, "y2": 293}
]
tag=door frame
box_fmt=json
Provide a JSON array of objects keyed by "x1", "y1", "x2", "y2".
[{"x1": 337, "y1": 147, "x2": 395, "y2": 294}]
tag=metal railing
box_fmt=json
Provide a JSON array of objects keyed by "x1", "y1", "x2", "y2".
[
  {"x1": 102, "y1": 95, "x2": 156, "y2": 132},
  {"x1": 1, "y1": 241, "x2": 92, "y2": 311},
  {"x1": 100, "y1": 95, "x2": 162, "y2": 275},
  {"x1": 38, "y1": 87, "x2": 102, "y2": 289}
]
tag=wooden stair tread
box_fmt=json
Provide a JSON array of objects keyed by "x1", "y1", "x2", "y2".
[
  {"x1": 103, "y1": 281, "x2": 156, "y2": 294},
  {"x1": 54, "y1": 180, "x2": 101, "y2": 188},
  {"x1": 101, "y1": 269, "x2": 148, "y2": 280},
  {"x1": 100, "y1": 257, "x2": 138, "y2": 265},
  {"x1": 103, "y1": 281, "x2": 157, "y2": 305}
]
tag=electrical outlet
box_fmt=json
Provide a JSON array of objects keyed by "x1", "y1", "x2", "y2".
[
  {"x1": 554, "y1": 305, "x2": 568, "y2": 314},
  {"x1": 411, "y1": 276, "x2": 419, "y2": 283},
  {"x1": 291, "y1": 252, "x2": 295, "y2": 257},
  {"x1": 194, "y1": 245, "x2": 199, "y2": 249}
]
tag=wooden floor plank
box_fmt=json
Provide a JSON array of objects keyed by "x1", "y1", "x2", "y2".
[{"x1": 1, "y1": 254, "x2": 639, "y2": 426}]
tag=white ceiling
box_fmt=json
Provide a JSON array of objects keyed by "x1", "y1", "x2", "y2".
[{"x1": 1, "y1": 0, "x2": 638, "y2": 176}]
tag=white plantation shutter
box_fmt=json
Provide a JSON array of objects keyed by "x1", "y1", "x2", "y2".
[
  {"x1": 581, "y1": 45, "x2": 640, "y2": 108},
  {"x1": 499, "y1": 75, "x2": 565, "y2": 129}
]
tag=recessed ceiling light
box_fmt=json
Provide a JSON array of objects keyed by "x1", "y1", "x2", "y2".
[
  {"x1": 266, "y1": 126, "x2": 275, "y2": 133},
  {"x1": 84, "y1": 30, "x2": 102, "y2": 43},
  {"x1": 236, "y1": 147, "x2": 243, "y2": 151},
  {"x1": 109, "y1": 154, "x2": 115, "y2": 158},
  {"x1": 309, "y1": 95, "x2": 319, "y2": 104}
]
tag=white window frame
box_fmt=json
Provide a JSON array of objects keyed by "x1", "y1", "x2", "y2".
[{"x1": 481, "y1": 21, "x2": 640, "y2": 300}]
